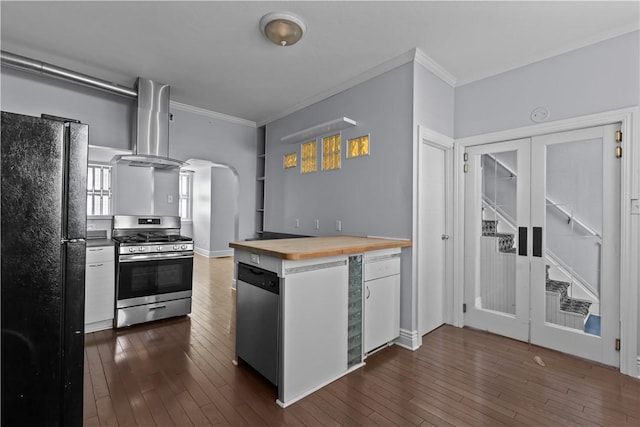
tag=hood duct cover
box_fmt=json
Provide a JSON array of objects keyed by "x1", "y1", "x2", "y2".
[{"x1": 113, "y1": 77, "x2": 185, "y2": 169}]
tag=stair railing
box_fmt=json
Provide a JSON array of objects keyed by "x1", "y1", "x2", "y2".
[{"x1": 484, "y1": 154, "x2": 602, "y2": 241}]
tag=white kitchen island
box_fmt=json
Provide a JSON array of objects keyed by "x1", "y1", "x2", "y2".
[{"x1": 229, "y1": 236, "x2": 411, "y2": 407}]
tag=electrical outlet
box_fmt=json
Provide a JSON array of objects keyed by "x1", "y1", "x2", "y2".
[
  {"x1": 295, "y1": 218, "x2": 300, "y2": 228},
  {"x1": 250, "y1": 253, "x2": 260, "y2": 264},
  {"x1": 315, "y1": 219, "x2": 320, "y2": 230},
  {"x1": 335, "y1": 220, "x2": 342, "y2": 231},
  {"x1": 632, "y1": 199, "x2": 640, "y2": 215},
  {"x1": 167, "y1": 195, "x2": 174, "y2": 203}
]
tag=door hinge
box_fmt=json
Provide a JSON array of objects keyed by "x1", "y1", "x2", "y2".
[
  {"x1": 615, "y1": 146, "x2": 622, "y2": 159},
  {"x1": 463, "y1": 153, "x2": 468, "y2": 173},
  {"x1": 615, "y1": 130, "x2": 622, "y2": 142},
  {"x1": 463, "y1": 303, "x2": 467, "y2": 313},
  {"x1": 615, "y1": 338, "x2": 621, "y2": 351}
]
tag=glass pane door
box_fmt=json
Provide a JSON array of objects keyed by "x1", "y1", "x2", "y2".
[
  {"x1": 463, "y1": 138, "x2": 530, "y2": 342},
  {"x1": 530, "y1": 125, "x2": 620, "y2": 367}
]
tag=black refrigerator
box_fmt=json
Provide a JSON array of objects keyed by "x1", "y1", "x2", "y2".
[{"x1": 1, "y1": 111, "x2": 88, "y2": 426}]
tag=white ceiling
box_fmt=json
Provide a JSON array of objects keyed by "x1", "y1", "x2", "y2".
[{"x1": 1, "y1": 1, "x2": 638, "y2": 125}]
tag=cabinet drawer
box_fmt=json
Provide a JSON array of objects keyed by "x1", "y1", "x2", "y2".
[
  {"x1": 364, "y1": 256, "x2": 400, "y2": 281},
  {"x1": 86, "y1": 246, "x2": 115, "y2": 263}
]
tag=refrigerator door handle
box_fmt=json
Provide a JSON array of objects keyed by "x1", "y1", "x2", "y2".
[{"x1": 61, "y1": 238, "x2": 86, "y2": 244}]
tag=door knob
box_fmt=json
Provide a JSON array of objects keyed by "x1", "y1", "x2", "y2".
[{"x1": 441, "y1": 234, "x2": 450, "y2": 240}]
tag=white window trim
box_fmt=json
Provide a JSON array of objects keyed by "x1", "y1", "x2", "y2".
[
  {"x1": 87, "y1": 162, "x2": 112, "y2": 217},
  {"x1": 179, "y1": 170, "x2": 194, "y2": 223}
]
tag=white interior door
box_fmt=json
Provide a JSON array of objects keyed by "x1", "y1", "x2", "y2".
[
  {"x1": 530, "y1": 125, "x2": 621, "y2": 367},
  {"x1": 463, "y1": 138, "x2": 531, "y2": 342},
  {"x1": 418, "y1": 141, "x2": 448, "y2": 336}
]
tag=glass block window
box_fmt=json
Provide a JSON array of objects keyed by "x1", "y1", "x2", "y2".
[
  {"x1": 284, "y1": 152, "x2": 297, "y2": 169},
  {"x1": 87, "y1": 164, "x2": 111, "y2": 216},
  {"x1": 179, "y1": 171, "x2": 193, "y2": 221},
  {"x1": 301, "y1": 140, "x2": 317, "y2": 174},
  {"x1": 347, "y1": 135, "x2": 370, "y2": 158},
  {"x1": 322, "y1": 133, "x2": 341, "y2": 171}
]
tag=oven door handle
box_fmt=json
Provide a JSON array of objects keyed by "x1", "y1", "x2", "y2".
[{"x1": 119, "y1": 252, "x2": 194, "y2": 262}]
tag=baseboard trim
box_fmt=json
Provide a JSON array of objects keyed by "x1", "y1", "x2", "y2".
[
  {"x1": 395, "y1": 328, "x2": 420, "y2": 351},
  {"x1": 85, "y1": 319, "x2": 113, "y2": 333},
  {"x1": 194, "y1": 247, "x2": 234, "y2": 258}
]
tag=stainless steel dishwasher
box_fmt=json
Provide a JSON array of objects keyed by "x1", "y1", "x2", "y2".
[{"x1": 236, "y1": 263, "x2": 280, "y2": 385}]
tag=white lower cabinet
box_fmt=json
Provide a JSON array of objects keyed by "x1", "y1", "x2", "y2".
[
  {"x1": 85, "y1": 245, "x2": 115, "y2": 333},
  {"x1": 364, "y1": 250, "x2": 401, "y2": 354},
  {"x1": 280, "y1": 256, "x2": 349, "y2": 406}
]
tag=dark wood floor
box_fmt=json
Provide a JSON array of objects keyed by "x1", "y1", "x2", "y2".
[{"x1": 84, "y1": 255, "x2": 640, "y2": 426}]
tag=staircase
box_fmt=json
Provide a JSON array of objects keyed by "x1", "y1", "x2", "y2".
[
  {"x1": 482, "y1": 220, "x2": 516, "y2": 253},
  {"x1": 545, "y1": 265, "x2": 592, "y2": 331},
  {"x1": 481, "y1": 220, "x2": 592, "y2": 331},
  {"x1": 480, "y1": 220, "x2": 516, "y2": 314}
]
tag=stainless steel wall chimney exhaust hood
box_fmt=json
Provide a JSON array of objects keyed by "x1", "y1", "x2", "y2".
[{"x1": 113, "y1": 78, "x2": 185, "y2": 169}]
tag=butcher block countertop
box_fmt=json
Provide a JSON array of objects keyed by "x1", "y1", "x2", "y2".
[{"x1": 229, "y1": 236, "x2": 412, "y2": 260}]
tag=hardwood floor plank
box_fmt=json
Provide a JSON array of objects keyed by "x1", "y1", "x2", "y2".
[
  {"x1": 141, "y1": 389, "x2": 176, "y2": 427},
  {"x1": 200, "y1": 402, "x2": 233, "y2": 426},
  {"x1": 83, "y1": 256, "x2": 640, "y2": 427},
  {"x1": 175, "y1": 390, "x2": 214, "y2": 426},
  {"x1": 95, "y1": 395, "x2": 119, "y2": 427},
  {"x1": 156, "y1": 380, "x2": 195, "y2": 427}
]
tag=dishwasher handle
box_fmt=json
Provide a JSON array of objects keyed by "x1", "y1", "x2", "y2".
[{"x1": 237, "y1": 262, "x2": 280, "y2": 294}]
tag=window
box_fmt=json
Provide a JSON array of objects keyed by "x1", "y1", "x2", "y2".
[
  {"x1": 179, "y1": 171, "x2": 193, "y2": 221},
  {"x1": 301, "y1": 140, "x2": 317, "y2": 174},
  {"x1": 87, "y1": 164, "x2": 111, "y2": 216},
  {"x1": 347, "y1": 135, "x2": 370, "y2": 158},
  {"x1": 283, "y1": 152, "x2": 297, "y2": 169},
  {"x1": 322, "y1": 133, "x2": 341, "y2": 171}
]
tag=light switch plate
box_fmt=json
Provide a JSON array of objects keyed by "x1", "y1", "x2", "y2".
[
  {"x1": 631, "y1": 199, "x2": 640, "y2": 215},
  {"x1": 250, "y1": 253, "x2": 260, "y2": 264}
]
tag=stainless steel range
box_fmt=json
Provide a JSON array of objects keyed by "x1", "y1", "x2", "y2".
[{"x1": 112, "y1": 215, "x2": 193, "y2": 328}]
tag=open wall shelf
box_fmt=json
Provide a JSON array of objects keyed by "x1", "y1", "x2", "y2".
[{"x1": 281, "y1": 117, "x2": 356, "y2": 144}]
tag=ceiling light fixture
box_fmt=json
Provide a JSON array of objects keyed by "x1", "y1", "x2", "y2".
[{"x1": 260, "y1": 12, "x2": 306, "y2": 47}]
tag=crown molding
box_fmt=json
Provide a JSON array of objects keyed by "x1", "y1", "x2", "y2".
[
  {"x1": 413, "y1": 48, "x2": 457, "y2": 87},
  {"x1": 170, "y1": 101, "x2": 257, "y2": 128},
  {"x1": 259, "y1": 48, "x2": 457, "y2": 126},
  {"x1": 258, "y1": 49, "x2": 418, "y2": 126},
  {"x1": 456, "y1": 25, "x2": 640, "y2": 87}
]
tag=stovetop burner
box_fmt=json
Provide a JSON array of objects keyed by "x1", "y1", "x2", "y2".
[{"x1": 112, "y1": 234, "x2": 192, "y2": 244}]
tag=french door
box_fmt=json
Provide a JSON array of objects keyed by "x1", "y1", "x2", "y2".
[
  {"x1": 464, "y1": 124, "x2": 621, "y2": 366},
  {"x1": 463, "y1": 138, "x2": 531, "y2": 341}
]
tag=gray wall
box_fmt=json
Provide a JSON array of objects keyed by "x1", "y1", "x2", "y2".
[
  {"x1": 168, "y1": 110, "x2": 256, "y2": 241},
  {"x1": 210, "y1": 166, "x2": 237, "y2": 256},
  {"x1": 264, "y1": 63, "x2": 414, "y2": 238},
  {"x1": 414, "y1": 61, "x2": 455, "y2": 138},
  {"x1": 265, "y1": 63, "x2": 417, "y2": 332},
  {"x1": 455, "y1": 31, "x2": 640, "y2": 138},
  {"x1": 1, "y1": 67, "x2": 133, "y2": 148},
  {"x1": 1, "y1": 67, "x2": 257, "y2": 241}
]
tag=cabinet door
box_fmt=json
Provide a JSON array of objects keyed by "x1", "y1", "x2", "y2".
[
  {"x1": 85, "y1": 261, "x2": 115, "y2": 326},
  {"x1": 364, "y1": 274, "x2": 400, "y2": 354},
  {"x1": 281, "y1": 261, "x2": 348, "y2": 404}
]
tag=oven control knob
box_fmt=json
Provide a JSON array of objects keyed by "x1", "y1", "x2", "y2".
[
  {"x1": 156, "y1": 246, "x2": 162, "y2": 252},
  {"x1": 173, "y1": 245, "x2": 180, "y2": 250},
  {"x1": 129, "y1": 247, "x2": 135, "y2": 253},
  {"x1": 138, "y1": 247, "x2": 145, "y2": 252},
  {"x1": 181, "y1": 244, "x2": 187, "y2": 250}
]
